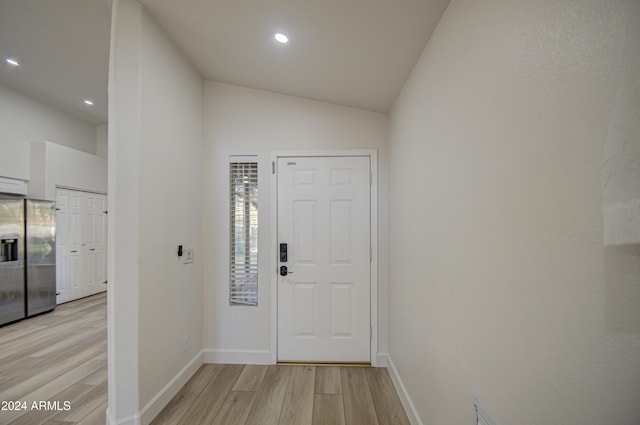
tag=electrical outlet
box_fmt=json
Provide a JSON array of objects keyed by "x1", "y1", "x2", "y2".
[
  {"x1": 182, "y1": 335, "x2": 188, "y2": 353},
  {"x1": 183, "y1": 248, "x2": 194, "y2": 264}
]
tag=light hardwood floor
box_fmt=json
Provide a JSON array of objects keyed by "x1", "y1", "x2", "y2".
[
  {"x1": 0, "y1": 293, "x2": 410, "y2": 425},
  {"x1": 0, "y1": 292, "x2": 107, "y2": 425},
  {"x1": 152, "y1": 363, "x2": 411, "y2": 425}
]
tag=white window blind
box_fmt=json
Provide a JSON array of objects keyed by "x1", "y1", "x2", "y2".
[{"x1": 229, "y1": 158, "x2": 258, "y2": 306}]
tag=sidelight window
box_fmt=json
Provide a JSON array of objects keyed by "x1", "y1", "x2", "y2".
[{"x1": 229, "y1": 157, "x2": 258, "y2": 306}]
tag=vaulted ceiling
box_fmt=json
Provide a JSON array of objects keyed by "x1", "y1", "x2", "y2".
[
  {"x1": 0, "y1": 0, "x2": 111, "y2": 124},
  {"x1": 0, "y1": 0, "x2": 449, "y2": 124}
]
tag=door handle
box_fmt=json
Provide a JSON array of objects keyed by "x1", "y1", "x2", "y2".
[{"x1": 279, "y1": 265, "x2": 293, "y2": 277}]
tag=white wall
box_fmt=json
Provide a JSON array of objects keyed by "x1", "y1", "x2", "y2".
[
  {"x1": 29, "y1": 141, "x2": 107, "y2": 200},
  {"x1": 107, "y1": 0, "x2": 203, "y2": 423},
  {"x1": 137, "y1": 4, "x2": 203, "y2": 411},
  {"x1": 602, "y1": 0, "x2": 640, "y2": 246},
  {"x1": 203, "y1": 81, "x2": 389, "y2": 363},
  {"x1": 388, "y1": 1, "x2": 640, "y2": 425},
  {"x1": 0, "y1": 83, "x2": 98, "y2": 181},
  {"x1": 96, "y1": 123, "x2": 108, "y2": 158}
]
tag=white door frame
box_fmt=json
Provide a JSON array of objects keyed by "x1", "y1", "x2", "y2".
[{"x1": 270, "y1": 149, "x2": 379, "y2": 366}]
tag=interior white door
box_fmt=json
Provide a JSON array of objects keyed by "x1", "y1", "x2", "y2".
[
  {"x1": 85, "y1": 193, "x2": 107, "y2": 296},
  {"x1": 55, "y1": 190, "x2": 70, "y2": 304},
  {"x1": 56, "y1": 189, "x2": 108, "y2": 304},
  {"x1": 277, "y1": 156, "x2": 371, "y2": 362},
  {"x1": 66, "y1": 190, "x2": 84, "y2": 301},
  {"x1": 95, "y1": 194, "x2": 107, "y2": 294}
]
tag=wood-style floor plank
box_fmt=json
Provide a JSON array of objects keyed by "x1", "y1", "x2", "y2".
[
  {"x1": 314, "y1": 366, "x2": 342, "y2": 394},
  {"x1": 277, "y1": 365, "x2": 316, "y2": 425},
  {"x1": 150, "y1": 364, "x2": 222, "y2": 425},
  {"x1": 176, "y1": 364, "x2": 244, "y2": 425},
  {"x1": 210, "y1": 391, "x2": 256, "y2": 425},
  {"x1": 366, "y1": 367, "x2": 411, "y2": 425},
  {"x1": 341, "y1": 367, "x2": 380, "y2": 425},
  {"x1": 232, "y1": 365, "x2": 269, "y2": 391},
  {"x1": 53, "y1": 381, "x2": 108, "y2": 423},
  {"x1": 244, "y1": 365, "x2": 291, "y2": 425},
  {"x1": 75, "y1": 400, "x2": 107, "y2": 425},
  {"x1": 312, "y1": 394, "x2": 345, "y2": 425}
]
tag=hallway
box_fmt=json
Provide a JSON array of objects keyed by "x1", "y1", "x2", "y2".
[{"x1": 0, "y1": 292, "x2": 410, "y2": 425}]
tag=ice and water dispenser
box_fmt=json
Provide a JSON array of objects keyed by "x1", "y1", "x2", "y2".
[{"x1": 0, "y1": 238, "x2": 18, "y2": 263}]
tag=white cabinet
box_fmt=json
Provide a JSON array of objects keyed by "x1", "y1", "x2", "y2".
[{"x1": 56, "y1": 189, "x2": 107, "y2": 304}]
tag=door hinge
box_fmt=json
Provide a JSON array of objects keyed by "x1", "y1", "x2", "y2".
[
  {"x1": 370, "y1": 246, "x2": 372, "y2": 263},
  {"x1": 370, "y1": 326, "x2": 373, "y2": 339},
  {"x1": 272, "y1": 161, "x2": 275, "y2": 174},
  {"x1": 370, "y1": 172, "x2": 373, "y2": 186}
]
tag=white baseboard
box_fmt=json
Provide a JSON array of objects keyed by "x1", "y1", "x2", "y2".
[
  {"x1": 139, "y1": 350, "x2": 204, "y2": 425},
  {"x1": 386, "y1": 355, "x2": 424, "y2": 425},
  {"x1": 203, "y1": 348, "x2": 273, "y2": 365},
  {"x1": 105, "y1": 407, "x2": 140, "y2": 425}
]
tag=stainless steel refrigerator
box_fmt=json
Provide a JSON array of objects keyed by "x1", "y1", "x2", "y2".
[{"x1": 0, "y1": 197, "x2": 56, "y2": 326}]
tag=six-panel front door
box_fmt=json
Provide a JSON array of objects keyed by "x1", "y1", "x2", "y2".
[{"x1": 277, "y1": 156, "x2": 371, "y2": 362}]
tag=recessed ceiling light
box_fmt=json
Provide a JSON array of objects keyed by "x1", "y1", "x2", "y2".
[
  {"x1": 5, "y1": 58, "x2": 20, "y2": 67},
  {"x1": 83, "y1": 99, "x2": 94, "y2": 106},
  {"x1": 274, "y1": 33, "x2": 289, "y2": 44}
]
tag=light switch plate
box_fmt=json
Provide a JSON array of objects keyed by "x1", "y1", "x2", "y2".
[{"x1": 183, "y1": 248, "x2": 194, "y2": 264}]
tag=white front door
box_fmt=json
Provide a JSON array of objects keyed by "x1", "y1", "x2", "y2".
[{"x1": 277, "y1": 156, "x2": 371, "y2": 362}]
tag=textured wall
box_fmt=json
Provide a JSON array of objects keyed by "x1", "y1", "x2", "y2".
[{"x1": 388, "y1": 0, "x2": 640, "y2": 424}]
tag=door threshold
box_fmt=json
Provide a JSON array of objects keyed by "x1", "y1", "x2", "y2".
[{"x1": 277, "y1": 361, "x2": 371, "y2": 367}]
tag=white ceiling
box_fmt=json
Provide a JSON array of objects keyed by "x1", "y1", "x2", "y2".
[
  {"x1": 0, "y1": 0, "x2": 111, "y2": 124},
  {"x1": 0, "y1": 0, "x2": 449, "y2": 125},
  {"x1": 138, "y1": 0, "x2": 450, "y2": 113}
]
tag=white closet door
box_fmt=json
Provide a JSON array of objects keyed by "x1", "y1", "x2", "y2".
[
  {"x1": 67, "y1": 190, "x2": 85, "y2": 301},
  {"x1": 94, "y1": 194, "x2": 107, "y2": 294},
  {"x1": 55, "y1": 190, "x2": 70, "y2": 304},
  {"x1": 56, "y1": 189, "x2": 108, "y2": 303},
  {"x1": 85, "y1": 193, "x2": 107, "y2": 296}
]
